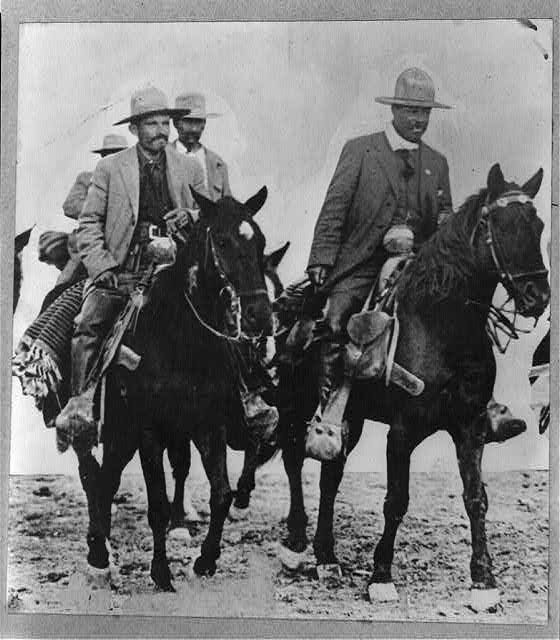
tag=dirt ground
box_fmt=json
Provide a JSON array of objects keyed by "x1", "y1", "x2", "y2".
[{"x1": 6, "y1": 468, "x2": 549, "y2": 623}]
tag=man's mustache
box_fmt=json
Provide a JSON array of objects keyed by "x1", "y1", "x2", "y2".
[{"x1": 150, "y1": 135, "x2": 168, "y2": 143}]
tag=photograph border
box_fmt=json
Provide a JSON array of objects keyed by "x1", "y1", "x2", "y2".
[{"x1": 1, "y1": 1, "x2": 558, "y2": 637}]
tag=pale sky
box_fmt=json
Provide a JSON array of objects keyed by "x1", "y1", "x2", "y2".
[{"x1": 10, "y1": 20, "x2": 553, "y2": 474}]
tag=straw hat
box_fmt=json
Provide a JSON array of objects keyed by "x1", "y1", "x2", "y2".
[
  {"x1": 91, "y1": 134, "x2": 128, "y2": 154},
  {"x1": 114, "y1": 86, "x2": 191, "y2": 125},
  {"x1": 174, "y1": 92, "x2": 220, "y2": 119},
  {"x1": 376, "y1": 68, "x2": 452, "y2": 109}
]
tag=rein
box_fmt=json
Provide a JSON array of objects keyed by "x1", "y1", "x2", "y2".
[
  {"x1": 182, "y1": 226, "x2": 266, "y2": 345},
  {"x1": 469, "y1": 190, "x2": 547, "y2": 352}
]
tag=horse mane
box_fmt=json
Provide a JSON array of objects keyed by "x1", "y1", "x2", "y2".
[{"x1": 396, "y1": 189, "x2": 487, "y2": 309}]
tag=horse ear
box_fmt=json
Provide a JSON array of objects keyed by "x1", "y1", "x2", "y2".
[
  {"x1": 521, "y1": 168, "x2": 544, "y2": 199},
  {"x1": 190, "y1": 187, "x2": 217, "y2": 222},
  {"x1": 487, "y1": 163, "x2": 506, "y2": 200},
  {"x1": 264, "y1": 241, "x2": 290, "y2": 269},
  {"x1": 244, "y1": 186, "x2": 268, "y2": 217},
  {"x1": 15, "y1": 227, "x2": 33, "y2": 254}
]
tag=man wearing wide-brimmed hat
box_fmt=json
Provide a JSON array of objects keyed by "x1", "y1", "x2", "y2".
[
  {"x1": 56, "y1": 86, "x2": 206, "y2": 432},
  {"x1": 306, "y1": 67, "x2": 523, "y2": 446},
  {"x1": 171, "y1": 92, "x2": 232, "y2": 201},
  {"x1": 54, "y1": 134, "x2": 130, "y2": 288}
]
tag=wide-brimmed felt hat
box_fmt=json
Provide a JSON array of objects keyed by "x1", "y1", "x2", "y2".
[
  {"x1": 92, "y1": 134, "x2": 129, "y2": 154},
  {"x1": 114, "y1": 87, "x2": 191, "y2": 125},
  {"x1": 376, "y1": 68, "x2": 452, "y2": 109},
  {"x1": 174, "y1": 92, "x2": 221, "y2": 120},
  {"x1": 38, "y1": 231, "x2": 69, "y2": 262}
]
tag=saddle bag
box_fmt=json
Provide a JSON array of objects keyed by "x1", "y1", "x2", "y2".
[{"x1": 344, "y1": 310, "x2": 393, "y2": 379}]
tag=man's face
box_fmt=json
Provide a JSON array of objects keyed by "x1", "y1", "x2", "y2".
[
  {"x1": 174, "y1": 117, "x2": 206, "y2": 147},
  {"x1": 391, "y1": 105, "x2": 431, "y2": 143},
  {"x1": 129, "y1": 114, "x2": 170, "y2": 154}
]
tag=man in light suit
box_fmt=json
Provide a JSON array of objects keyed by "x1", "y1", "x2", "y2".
[
  {"x1": 56, "y1": 86, "x2": 206, "y2": 430},
  {"x1": 171, "y1": 92, "x2": 232, "y2": 201},
  {"x1": 307, "y1": 68, "x2": 522, "y2": 443}
]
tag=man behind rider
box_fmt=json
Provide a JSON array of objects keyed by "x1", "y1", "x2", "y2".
[{"x1": 307, "y1": 67, "x2": 524, "y2": 444}]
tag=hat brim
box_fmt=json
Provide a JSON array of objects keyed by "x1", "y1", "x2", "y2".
[
  {"x1": 175, "y1": 111, "x2": 222, "y2": 120},
  {"x1": 375, "y1": 97, "x2": 452, "y2": 109},
  {"x1": 91, "y1": 146, "x2": 128, "y2": 154},
  {"x1": 113, "y1": 108, "x2": 191, "y2": 125}
]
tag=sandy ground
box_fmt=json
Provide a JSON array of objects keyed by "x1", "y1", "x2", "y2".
[{"x1": 6, "y1": 468, "x2": 549, "y2": 623}]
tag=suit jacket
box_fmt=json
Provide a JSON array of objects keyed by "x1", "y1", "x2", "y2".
[
  {"x1": 77, "y1": 144, "x2": 206, "y2": 282},
  {"x1": 63, "y1": 171, "x2": 93, "y2": 220},
  {"x1": 171, "y1": 141, "x2": 231, "y2": 202},
  {"x1": 307, "y1": 132, "x2": 452, "y2": 289}
]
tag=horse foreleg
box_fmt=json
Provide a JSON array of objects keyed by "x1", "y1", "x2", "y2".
[
  {"x1": 233, "y1": 444, "x2": 257, "y2": 511},
  {"x1": 73, "y1": 443, "x2": 107, "y2": 569},
  {"x1": 281, "y1": 420, "x2": 308, "y2": 553},
  {"x1": 194, "y1": 425, "x2": 233, "y2": 577},
  {"x1": 168, "y1": 439, "x2": 196, "y2": 527},
  {"x1": 314, "y1": 417, "x2": 363, "y2": 569},
  {"x1": 139, "y1": 427, "x2": 174, "y2": 592},
  {"x1": 454, "y1": 425, "x2": 497, "y2": 595},
  {"x1": 371, "y1": 422, "x2": 414, "y2": 590}
]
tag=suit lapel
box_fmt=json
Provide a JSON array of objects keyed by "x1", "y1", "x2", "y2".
[
  {"x1": 373, "y1": 133, "x2": 401, "y2": 197},
  {"x1": 165, "y1": 145, "x2": 181, "y2": 208},
  {"x1": 118, "y1": 147, "x2": 140, "y2": 222}
]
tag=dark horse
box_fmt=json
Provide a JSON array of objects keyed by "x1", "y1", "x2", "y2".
[
  {"x1": 76, "y1": 187, "x2": 274, "y2": 591},
  {"x1": 278, "y1": 165, "x2": 549, "y2": 605},
  {"x1": 167, "y1": 240, "x2": 291, "y2": 526}
]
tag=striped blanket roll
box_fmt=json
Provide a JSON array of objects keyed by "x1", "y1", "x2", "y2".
[{"x1": 12, "y1": 279, "x2": 85, "y2": 405}]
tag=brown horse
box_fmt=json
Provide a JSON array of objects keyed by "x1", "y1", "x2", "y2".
[{"x1": 277, "y1": 164, "x2": 549, "y2": 607}]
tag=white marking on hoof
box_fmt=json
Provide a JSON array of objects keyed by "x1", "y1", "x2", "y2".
[
  {"x1": 277, "y1": 543, "x2": 307, "y2": 571},
  {"x1": 168, "y1": 527, "x2": 192, "y2": 543},
  {"x1": 316, "y1": 563, "x2": 342, "y2": 580},
  {"x1": 86, "y1": 565, "x2": 112, "y2": 589},
  {"x1": 470, "y1": 586, "x2": 500, "y2": 611},
  {"x1": 228, "y1": 504, "x2": 249, "y2": 521},
  {"x1": 368, "y1": 582, "x2": 399, "y2": 603}
]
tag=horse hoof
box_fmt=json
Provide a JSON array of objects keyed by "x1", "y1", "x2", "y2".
[
  {"x1": 229, "y1": 504, "x2": 249, "y2": 521},
  {"x1": 470, "y1": 586, "x2": 500, "y2": 611},
  {"x1": 277, "y1": 543, "x2": 307, "y2": 571},
  {"x1": 316, "y1": 563, "x2": 342, "y2": 581},
  {"x1": 150, "y1": 561, "x2": 174, "y2": 592},
  {"x1": 368, "y1": 581, "x2": 399, "y2": 603},
  {"x1": 86, "y1": 562, "x2": 121, "y2": 590},
  {"x1": 167, "y1": 526, "x2": 192, "y2": 542},
  {"x1": 193, "y1": 555, "x2": 217, "y2": 577}
]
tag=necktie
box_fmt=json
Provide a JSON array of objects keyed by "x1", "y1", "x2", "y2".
[{"x1": 395, "y1": 149, "x2": 414, "y2": 181}]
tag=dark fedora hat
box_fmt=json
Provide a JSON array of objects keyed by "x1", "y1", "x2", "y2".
[{"x1": 114, "y1": 86, "x2": 191, "y2": 125}]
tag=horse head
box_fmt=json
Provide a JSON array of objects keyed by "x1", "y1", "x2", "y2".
[
  {"x1": 189, "y1": 187, "x2": 273, "y2": 339},
  {"x1": 475, "y1": 163, "x2": 549, "y2": 319}
]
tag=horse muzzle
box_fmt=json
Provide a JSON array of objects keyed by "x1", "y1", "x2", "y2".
[
  {"x1": 516, "y1": 279, "x2": 550, "y2": 319},
  {"x1": 241, "y1": 295, "x2": 273, "y2": 337}
]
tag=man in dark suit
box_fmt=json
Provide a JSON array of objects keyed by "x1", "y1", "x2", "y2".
[
  {"x1": 171, "y1": 92, "x2": 232, "y2": 201},
  {"x1": 307, "y1": 67, "x2": 521, "y2": 443}
]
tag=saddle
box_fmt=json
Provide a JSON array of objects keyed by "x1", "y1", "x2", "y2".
[{"x1": 303, "y1": 254, "x2": 425, "y2": 462}]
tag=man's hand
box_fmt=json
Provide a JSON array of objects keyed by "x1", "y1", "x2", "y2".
[
  {"x1": 307, "y1": 265, "x2": 331, "y2": 288},
  {"x1": 164, "y1": 207, "x2": 192, "y2": 234},
  {"x1": 94, "y1": 269, "x2": 118, "y2": 289}
]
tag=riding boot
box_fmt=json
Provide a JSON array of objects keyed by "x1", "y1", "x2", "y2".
[
  {"x1": 317, "y1": 337, "x2": 345, "y2": 413},
  {"x1": 55, "y1": 287, "x2": 126, "y2": 440},
  {"x1": 485, "y1": 398, "x2": 527, "y2": 443}
]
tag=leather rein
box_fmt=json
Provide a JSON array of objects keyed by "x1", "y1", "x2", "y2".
[
  {"x1": 469, "y1": 191, "x2": 548, "y2": 352},
  {"x1": 183, "y1": 225, "x2": 268, "y2": 344}
]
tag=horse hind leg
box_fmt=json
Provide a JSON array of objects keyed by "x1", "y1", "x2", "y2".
[
  {"x1": 168, "y1": 439, "x2": 201, "y2": 528},
  {"x1": 231, "y1": 445, "x2": 257, "y2": 517},
  {"x1": 139, "y1": 428, "x2": 174, "y2": 592},
  {"x1": 193, "y1": 425, "x2": 233, "y2": 577}
]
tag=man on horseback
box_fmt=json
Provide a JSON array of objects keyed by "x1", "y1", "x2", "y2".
[
  {"x1": 307, "y1": 67, "x2": 523, "y2": 445},
  {"x1": 55, "y1": 86, "x2": 206, "y2": 432},
  {"x1": 171, "y1": 92, "x2": 232, "y2": 202}
]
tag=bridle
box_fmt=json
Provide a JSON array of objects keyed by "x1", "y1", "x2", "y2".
[
  {"x1": 469, "y1": 190, "x2": 548, "y2": 351},
  {"x1": 182, "y1": 225, "x2": 268, "y2": 344}
]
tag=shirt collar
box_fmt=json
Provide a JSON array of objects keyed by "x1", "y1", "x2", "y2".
[
  {"x1": 175, "y1": 139, "x2": 205, "y2": 157},
  {"x1": 384, "y1": 121, "x2": 418, "y2": 152},
  {"x1": 136, "y1": 143, "x2": 166, "y2": 170}
]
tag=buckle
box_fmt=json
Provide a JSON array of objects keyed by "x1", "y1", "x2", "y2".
[{"x1": 148, "y1": 224, "x2": 164, "y2": 240}]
